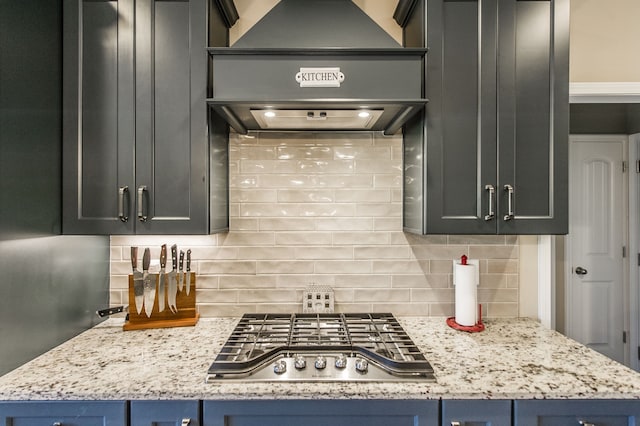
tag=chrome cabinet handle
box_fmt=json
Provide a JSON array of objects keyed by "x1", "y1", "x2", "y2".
[
  {"x1": 503, "y1": 184, "x2": 514, "y2": 221},
  {"x1": 118, "y1": 186, "x2": 129, "y2": 222},
  {"x1": 53, "y1": 422, "x2": 62, "y2": 426},
  {"x1": 181, "y1": 419, "x2": 192, "y2": 426},
  {"x1": 484, "y1": 184, "x2": 495, "y2": 221},
  {"x1": 451, "y1": 422, "x2": 461, "y2": 426},
  {"x1": 579, "y1": 421, "x2": 595, "y2": 426},
  {"x1": 137, "y1": 185, "x2": 148, "y2": 222}
]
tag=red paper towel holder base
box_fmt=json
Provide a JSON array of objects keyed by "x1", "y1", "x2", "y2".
[{"x1": 446, "y1": 304, "x2": 485, "y2": 333}]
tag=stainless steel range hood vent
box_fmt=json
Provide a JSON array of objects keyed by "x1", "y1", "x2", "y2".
[{"x1": 209, "y1": 0, "x2": 426, "y2": 135}]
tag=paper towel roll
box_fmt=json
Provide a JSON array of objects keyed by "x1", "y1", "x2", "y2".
[{"x1": 453, "y1": 259, "x2": 479, "y2": 326}]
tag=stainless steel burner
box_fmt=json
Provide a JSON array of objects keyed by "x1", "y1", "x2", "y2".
[{"x1": 207, "y1": 313, "x2": 435, "y2": 382}]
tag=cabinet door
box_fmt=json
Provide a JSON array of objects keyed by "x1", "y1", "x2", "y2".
[
  {"x1": 134, "y1": 0, "x2": 209, "y2": 234},
  {"x1": 497, "y1": 0, "x2": 569, "y2": 234},
  {"x1": 62, "y1": 0, "x2": 136, "y2": 234},
  {"x1": 514, "y1": 400, "x2": 640, "y2": 426},
  {"x1": 442, "y1": 400, "x2": 511, "y2": 426},
  {"x1": 131, "y1": 400, "x2": 200, "y2": 425},
  {"x1": 0, "y1": 401, "x2": 126, "y2": 425},
  {"x1": 424, "y1": 0, "x2": 498, "y2": 234},
  {"x1": 203, "y1": 400, "x2": 438, "y2": 426}
]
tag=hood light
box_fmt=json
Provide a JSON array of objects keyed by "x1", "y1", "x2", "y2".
[
  {"x1": 358, "y1": 111, "x2": 371, "y2": 118},
  {"x1": 264, "y1": 111, "x2": 276, "y2": 118}
]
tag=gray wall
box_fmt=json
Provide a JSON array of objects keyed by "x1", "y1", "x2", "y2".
[
  {"x1": 0, "y1": 0, "x2": 110, "y2": 375},
  {"x1": 570, "y1": 103, "x2": 640, "y2": 134}
]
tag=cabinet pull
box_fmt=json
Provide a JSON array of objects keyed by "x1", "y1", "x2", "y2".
[
  {"x1": 52, "y1": 422, "x2": 62, "y2": 426},
  {"x1": 118, "y1": 186, "x2": 129, "y2": 222},
  {"x1": 137, "y1": 185, "x2": 148, "y2": 222},
  {"x1": 451, "y1": 422, "x2": 461, "y2": 426},
  {"x1": 503, "y1": 184, "x2": 514, "y2": 221},
  {"x1": 578, "y1": 421, "x2": 595, "y2": 426},
  {"x1": 484, "y1": 184, "x2": 495, "y2": 221},
  {"x1": 181, "y1": 419, "x2": 192, "y2": 426}
]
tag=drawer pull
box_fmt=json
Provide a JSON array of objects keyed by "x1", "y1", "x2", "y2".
[
  {"x1": 118, "y1": 186, "x2": 129, "y2": 222},
  {"x1": 181, "y1": 419, "x2": 192, "y2": 426},
  {"x1": 503, "y1": 184, "x2": 514, "y2": 221},
  {"x1": 137, "y1": 185, "x2": 148, "y2": 222},
  {"x1": 484, "y1": 184, "x2": 495, "y2": 221}
]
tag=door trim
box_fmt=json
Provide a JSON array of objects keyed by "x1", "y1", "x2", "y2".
[
  {"x1": 570, "y1": 82, "x2": 640, "y2": 103},
  {"x1": 629, "y1": 133, "x2": 640, "y2": 371},
  {"x1": 564, "y1": 134, "x2": 630, "y2": 366}
]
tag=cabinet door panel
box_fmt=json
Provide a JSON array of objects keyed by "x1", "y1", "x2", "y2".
[
  {"x1": 135, "y1": 0, "x2": 208, "y2": 234},
  {"x1": 442, "y1": 400, "x2": 511, "y2": 426},
  {"x1": 63, "y1": 0, "x2": 135, "y2": 234},
  {"x1": 203, "y1": 400, "x2": 438, "y2": 426},
  {"x1": 131, "y1": 400, "x2": 200, "y2": 425},
  {"x1": 0, "y1": 401, "x2": 126, "y2": 426},
  {"x1": 425, "y1": 0, "x2": 497, "y2": 234},
  {"x1": 514, "y1": 400, "x2": 640, "y2": 426},
  {"x1": 497, "y1": 0, "x2": 568, "y2": 234}
]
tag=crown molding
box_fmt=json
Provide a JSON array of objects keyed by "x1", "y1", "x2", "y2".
[{"x1": 570, "y1": 82, "x2": 640, "y2": 103}]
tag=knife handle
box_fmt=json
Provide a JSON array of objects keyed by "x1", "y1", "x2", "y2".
[
  {"x1": 171, "y1": 244, "x2": 178, "y2": 269},
  {"x1": 131, "y1": 246, "x2": 138, "y2": 270},
  {"x1": 143, "y1": 247, "x2": 151, "y2": 271},
  {"x1": 96, "y1": 306, "x2": 125, "y2": 317},
  {"x1": 179, "y1": 250, "x2": 184, "y2": 270},
  {"x1": 160, "y1": 244, "x2": 167, "y2": 268},
  {"x1": 186, "y1": 249, "x2": 192, "y2": 272}
]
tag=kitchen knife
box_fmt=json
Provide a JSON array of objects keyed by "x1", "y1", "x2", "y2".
[
  {"x1": 157, "y1": 244, "x2": 167, "y2": 312},
  {"x1": 131, "y1": 247, "x2": 144, "y2": 315},
  {"x1": 142, "y1": 247, "x2": 156, "y2": 318},
  {"x1": 167, "y1": 244, "x2": 178, "y2": 313},
  {"x1": 178, "y1": 250, "x2": 185, "y2": 292},
  {"x1": 185, "y1": 249, "x2": 192, "y2": 296}
]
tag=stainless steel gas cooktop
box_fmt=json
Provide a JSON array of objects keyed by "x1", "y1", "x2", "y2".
[{"x1": 206, "y1": 313, "x2": 435, "y2": 382}]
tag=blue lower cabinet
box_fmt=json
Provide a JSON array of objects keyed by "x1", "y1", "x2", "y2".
[
  {"x1": 0, "y1": 401, "x2": 126, "y2": 426},
  {"x1": 514, "y1": 400, "x2": 640, "y2": 426},
  {"x1": 203, "y1": 400, "x2": 439, "y2": 426},
  {"x1": 442, "y1": 400, "x2": 511, "y2": 426},
  {"x1": 130, "y1": 400, "x2": 200, "y2": 425}
]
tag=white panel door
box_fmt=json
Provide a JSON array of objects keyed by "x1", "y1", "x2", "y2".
[{"x1": 568, "y1": 135, "x2": 627, "y2": 364}]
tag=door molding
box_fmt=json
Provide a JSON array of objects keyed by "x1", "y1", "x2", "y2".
[
  {"x1": 629, "y1": 133, "x2": 640, "y2": 371},
  {"x1": 570, "y1": 82, "x2": 640, "y2": 103},
  {"x1": 564, "y1": 134, "x2": 630, "y2": 366}
]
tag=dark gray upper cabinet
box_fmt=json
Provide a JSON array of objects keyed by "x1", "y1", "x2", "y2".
[
  {"x1": 63, "y1": 0, "x2": 210, "y2": 235},
  {"x1": 405, "y1": 0, "x2": 569, "y2": 235}
]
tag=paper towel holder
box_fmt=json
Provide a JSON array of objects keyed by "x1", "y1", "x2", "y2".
[{"x1": 446, "y1": 304, "x2": 485, "y2": 333}]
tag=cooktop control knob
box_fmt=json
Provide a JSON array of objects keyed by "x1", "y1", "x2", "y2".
[
  {"x1": 335, "y1": 354, "x2": 347, "y2": 369},
  {"x1": 314, "y1": 356, "x2": 327, "y2": 370},
  {"x1": 294, "y1": 355, "x2": 306, "y2": 370},
  {"x1": 355, "y1": 357, "x2": 368, "y2": 373},
  {"x1": 273, "y1": 359, "x2": 287, "y2": 374}
]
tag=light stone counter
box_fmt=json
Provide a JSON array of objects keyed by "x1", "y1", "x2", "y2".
[{"x1": 0, "y1": 317, "x2": 639, "y2": 401}]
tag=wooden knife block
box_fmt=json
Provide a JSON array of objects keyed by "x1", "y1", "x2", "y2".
[{"x1": 123, "y1": 273, "x2": 199, "y2": 331}]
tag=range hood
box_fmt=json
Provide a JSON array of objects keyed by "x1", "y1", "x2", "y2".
[{"x1": 209, "y1": 0, "x2": 426, "y2": 135}]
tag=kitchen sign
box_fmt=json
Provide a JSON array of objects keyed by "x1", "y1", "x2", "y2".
[{"x1": 295, "y1": 67, "x2": 345, "y2": 88}]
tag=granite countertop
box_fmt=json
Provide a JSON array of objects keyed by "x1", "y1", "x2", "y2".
[{"x1": 0, "y1": 317, "x2": 639, "y2": 401}]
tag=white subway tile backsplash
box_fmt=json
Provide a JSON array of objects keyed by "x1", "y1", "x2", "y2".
[
  {"x1": 109, "y1": 132, "x2": 520, "y2": 318},
  {"x1": 256, "y1": 260, "x2": 315, "y2": 274},
  {"x1": 277, "y1": 189, "x2": 335, "y2": 203},
  {"x1": 275, "y1": 232, "x2": 333, "y2": 246},
  {"x1": 230, "y1": 189, "x2": 278, "y2": 203}
]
